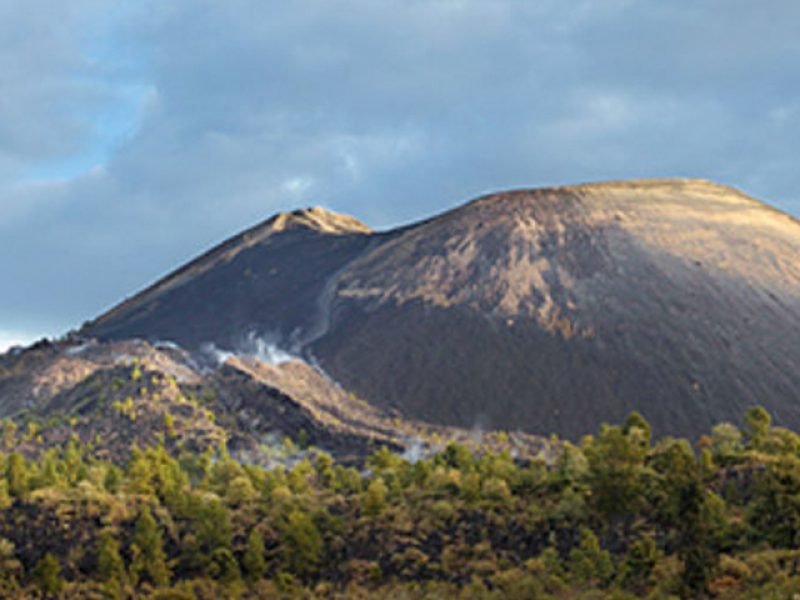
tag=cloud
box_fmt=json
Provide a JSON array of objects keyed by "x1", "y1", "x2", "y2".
[{"x1": 1, "y1": 0, "x2": 799, "y2": 337}]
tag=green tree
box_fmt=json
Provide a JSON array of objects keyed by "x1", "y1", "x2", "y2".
[
  {"x1": 482, "y1": 476, "x2": 511, "y2": 503},
  {"x1": 0, "y1": 479, "x2": 10, "y2": 510},
  {"x1": 334, "y1": 465, "x2": 362, "y2": 495},
  {"x1": 568, "y1": 527, "x2": 613, "y2": 586},
  {"x1": 125, "y1": 446, "x2": 156, "y2": 495},
  {"x1": 0, "y1": 537, "x2": 22, "y2": 591},
  {"x1": 6, "y1": 453, "x2": 29, "y2": 497},
  {"x1": 97, "y1": 530, "x2": 126, "y2": 583},
  {"x1": 623, "y1": 411, "x2": 652, "y2": 449},
  {"x1": 62, "y1": 438, "x2": 88, "y2": 485},
  {"x1": 622, "y1": 535, "x2": 661, "y2": 592},
  {"x1": 362, "y1": 478, "x2": 388, "y2": 517},
  {"x1": 31, "y1": 552, "x2": 63, "y2": 595},
  {"x1": 652, "y1": 439, "x2": 716, "y2": 596},
  {"x1": 130, "y1": 506, "x2": 170, "y2": 586},
  {"x1": 460, "y1": 472, "x2": 481, "y2": 504},
  {"x1": 297, "y1": 428, "x2": 309, "y2": 449},
  {"x1": 205, "y1": 455, "x2": 247, "y2": 495},
  {"x1": 104, "y1": 464, "x2": 123, "y2": 493},
  {"x1": 1, "y1": 419, "x2": 17, "y2": 450},
  {"x1": 538, "y1": 544, "x2": 565, "y2": 580},
  {"x1": 747, "y1": 455, "x2": 800, "y2": 547},
  {"x1": 709, "y1": 422, "x2": 743, "y2": 464},
  {"x1": 208, "y1": 547, "x2": 241, "y2": 584},
  {"x1": 198, "y1": 496, "x2": 233, "y2": 551},
  {"x1": 175, "y1": 494, "x2": 232, "y2": 575},
  {"x1": 243, "y1": 529, "x2": 267, "y2": 582},
  {"x1": 225, "y1": 475, "x2": 256, "y2": 505},
  {"x1": 31, "y1": 450, "x2": 62, "y2": 489},
  {"x1": 282, "y1": 509, "x2": 323, "y2": 576},
  {"x1": 442, "y1": 442, "x2": 476, "y2": 472},
  {"x1": 314, "y1": 453, "x2": 335, "y2": 488},
  {"x1": 744, "y1": 406, "x2": 772, "y2": 450},
  {"x1": 553, "y1": 443, "x2": 588, "y2": 487},
  {"x1": 585, "y1": 425, "x2": 645, "y2": 520}
]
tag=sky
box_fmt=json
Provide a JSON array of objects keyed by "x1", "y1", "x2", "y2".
[{"x1": 1, "y1": 0, "x2": 799, "y2": 350}]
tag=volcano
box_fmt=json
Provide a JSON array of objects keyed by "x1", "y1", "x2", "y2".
[{"x1": 81, "y1": 179, "x2": 800, "y2": 439}]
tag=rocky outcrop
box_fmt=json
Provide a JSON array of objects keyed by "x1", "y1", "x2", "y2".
[{"x1": 0, "y1": 339, "x2": 554, "y2": 465}]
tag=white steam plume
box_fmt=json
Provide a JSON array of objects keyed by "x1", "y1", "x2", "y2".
[
  {"x1": 200, "y1": 342, "x2": 234, "y2": 367},
  {"x1": 239, "y1": 331, "x2": 295, "y2": 365},
  {"x1": 401, "y1": 438, "x2": 430, "y2": 464},
  {"x1": 201, "y1": 331, "x2": 298, "y2": 368}
]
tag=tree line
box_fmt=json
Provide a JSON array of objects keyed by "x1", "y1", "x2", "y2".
[{"x1": 0, "y1": 406, "x2": 798, "y2": 598}]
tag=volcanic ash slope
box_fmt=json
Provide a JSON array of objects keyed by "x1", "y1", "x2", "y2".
[{"x1": 83, "y1": 179, "x2": 800, "y2": 439}]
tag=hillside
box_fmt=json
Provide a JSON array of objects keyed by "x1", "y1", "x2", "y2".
[
  {"x1": 0, "y1": 338, "x2": 552, "y2": 467},
  {"x1": 81, "y1": 179, "x2": 800, "y2": 439},
  {"x1": 0, "y1": 399, "x2": 799, "y2": 598}
]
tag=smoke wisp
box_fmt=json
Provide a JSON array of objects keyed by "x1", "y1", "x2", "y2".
[
  {"x1": 239, "y1": 332, "x2": 296, "y2": 365},
  {"x1": 201, "y1": 331, "x2": 299, "y2": 368}
]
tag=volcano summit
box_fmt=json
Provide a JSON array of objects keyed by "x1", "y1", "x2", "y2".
[{"x1": 82, "y1": 179, "x2": 800, "y2": 439}]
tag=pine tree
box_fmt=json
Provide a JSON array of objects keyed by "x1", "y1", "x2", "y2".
[
  {"x1": 653, "y1": 440, "x2": 716, "y2": 596},
  {"x1": 0, "y1": 480, "x2": 10, "y2": 510},
  {"x1": 314, "y1": 453, "x2": 335, "y2": 488},
  {"x1": 744, "y1": 405, "x2": 772, "y2": 449},
  {"x1": 209, "y1": 547, "x2": 241, "y2": 584},
  {"x1": 97, "y1": 530, "x2": 126, "y2": 583},
  {"x1": 1, "y1": 419, "x2": 17, "y2": 450},
  {"x1": 198, "y1": 497, "x2": 233, "y2": 551},
  {"x1": 282, "y1": 509, "x2": 322, "y2": 576},
  {"x1": 226, "y1": 475, "x2": 256, "y2": 505},
  {"x1": 130, "y1": 506, "x2": 170, "y2": 586},
  {"x1": 103, "y1": 464, "x2": 122, "y2": 493},
  {"x1": 125, "y1": 447, "x2": 155, "y2": 495},
  {"x1": 243, "y1": 528, "x2": 267, "y2": 581},
  {"x1": 585, "y1": 425, "x2": 645, "y2": 520},
  {"x1": 62, "y1": 438, "x2": 87, "y2": 485},
  {"x1": 622, "y1": 536, "x2": 661, "y2": 592},
  {"x1": 623, "y1": 411, "x2": 652, "y2": 448},
  {"x1": 568, "y1": 527, "x2": 613, "y2": 586},
  {"x1": 31, "y1": 552, "x2": 63, "y2": 595},
  {"x1": 6, "y1": 453, "x2": 28, "y2": 497},
  {"x1": 362, "y1": 478, "x2": 388, "y2": 517},
  {"x1": 0, "y1": 537, "x2": 22, "y2": 590}
]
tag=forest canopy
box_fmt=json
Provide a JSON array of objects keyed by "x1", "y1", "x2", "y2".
[{"x1": 0, "y1": 406, "x2": 799, "y2": 598}]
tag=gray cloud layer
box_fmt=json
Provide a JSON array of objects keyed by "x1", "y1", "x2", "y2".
[{"x1": 2, "y1": 0, "x2": 799, "y2": 341}]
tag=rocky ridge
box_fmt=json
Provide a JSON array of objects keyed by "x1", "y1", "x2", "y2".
[{"x1": 0, "y1": 337, "x2": 554, "y2": 465}]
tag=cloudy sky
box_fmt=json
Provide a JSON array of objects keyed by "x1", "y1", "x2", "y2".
[{"x1": 1, "y1": 0, "x2": 799, "y2": 349}]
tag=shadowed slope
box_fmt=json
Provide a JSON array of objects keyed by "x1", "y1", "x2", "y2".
[{"x1": 84, "y1": 207, "x2": 378, "y2": 349}]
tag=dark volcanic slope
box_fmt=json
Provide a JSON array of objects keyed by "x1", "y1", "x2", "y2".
[
  {"x1": 85, "y1": 207, "x2": 378, "y2": 349},
  {"x1": 83, "y1": 179, "x2": 800, "y2": 439}
]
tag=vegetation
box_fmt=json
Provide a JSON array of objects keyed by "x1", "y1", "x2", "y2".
[{"x1": 0, "y1": 407, "x2": 800, "y2": 598}]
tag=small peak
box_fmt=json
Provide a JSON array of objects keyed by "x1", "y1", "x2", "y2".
[{"x1": 270, "y1": 206, "x2": 372, "y2": 235}]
